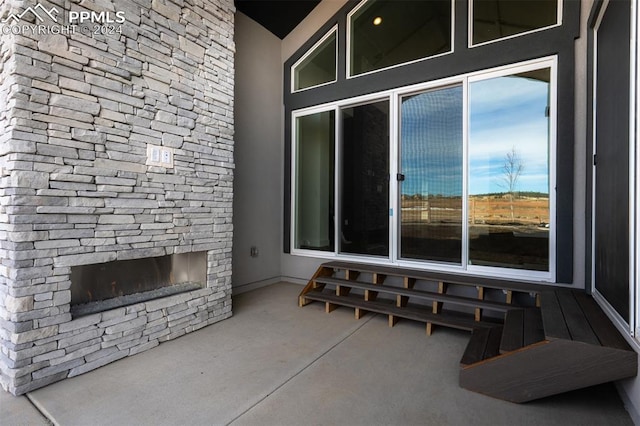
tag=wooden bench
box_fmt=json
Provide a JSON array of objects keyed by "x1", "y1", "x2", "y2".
[
  {"x1": 460, "y1": 307, "x2": 544, "y2": 366},
  {"x1": 460, "y1": 290, "x2": 638, "y2": 402}
]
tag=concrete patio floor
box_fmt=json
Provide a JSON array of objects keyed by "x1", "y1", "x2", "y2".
[{"x1": 1, "y1": 282, "x2": 634, "y2": 425}]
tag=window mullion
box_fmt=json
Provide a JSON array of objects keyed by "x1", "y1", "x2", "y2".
[
  {"x1": 334, "y1": 105, "x2": 341, "y2": 256},
  {"x1": 389, "y1": 92, "x2": 400, "y2": 263},
  {"x1": 462, "y1": 76, "x2": 470, "y2": 270}
]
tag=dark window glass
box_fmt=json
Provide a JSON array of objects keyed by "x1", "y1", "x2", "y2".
[
  {"x1": 340, "y1": 101, "x2": 389, "y2": 256},
  {"x1": 295, "y1": 111, "x2": 335, "y2": 251},
  {"x1": 293, "y1": 31, "x2": 337, "y2": 91},
  {"x1": 350, "y1": 0, "x2": 451, "y2": 76},
  {"x1": 472, "y1": 0, "x2": 558, "y2": 45},
  {"x1": 593, "y1": 0, "x2": 631, "y2": 321}
]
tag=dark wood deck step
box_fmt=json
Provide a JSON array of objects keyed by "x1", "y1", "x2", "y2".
[
  {"x1": 500, "y1": 309, "x2": 524, "y2": 353},
  {"x1": 324, "y1": 261, "x2": 548, "y2": 294},
  {"x1": 462, "y1": 290, "x2": 637, "y2": 403},
  {"x1": 556, "y1": 290, "x2": 600, "y2": 345},
  {"x1": 500, "y1": 308, "x2": 545, "y2": 354},
  {"x1": 541, "y1": 290, "x2": 633, "y2": 348},
  {"x1": 540, "y1": 290, "x2": 571, "y2": 340},
  {"x1": 460, "y1": 326, "x2": 503, "y2": 366},
  {"x1": 523, "y1": 308, "x2": 545, "y2": 346},
  {"x1": 303, "y1": 290, "x2": 495, "y2": 331},
  {"x1": 314, "y1": 276, "x2": 518, "y2": 312},
  {"x1": 573, "y1": 291, "x2": 632, "y2": 350},
  {"x1": 300, "y1": 264, "x2": 637, "y2": 403}
]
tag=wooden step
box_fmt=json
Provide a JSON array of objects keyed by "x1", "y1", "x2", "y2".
[
  {"x1": 461, "y1": 290, "x2": 637, "y2": 403},
  {"x1": 460, "y1": 326, "x2": 503, "y2": 366},
  {"x1": 540, "y1": 290, "x2": 630, "y2": 347},
  {"x1": 500, "y1": 308, "x2": 544, "y2": 354},
  {"x1": 298, "y1": 265, "x2": 336, "y2": 307},
  {"x1": 323, "y1": 261, "x2": 547, "y2": 294},
  {"x1": 572, "y1": 291, "x2": 632, "y2": 350},
  {"x1": 303, "y1": 290, "x2": 496, "y2": 331},
  {"x1": 314, "y1": 276, "x2": 516, "y2": 313}
]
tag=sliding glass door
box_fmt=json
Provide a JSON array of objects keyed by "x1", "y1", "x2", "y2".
[
  {"x1": 468, "y1": 69, "x2": 551, "y2": 271},
  {"x1": 399, "y1": 85, "x2": 463, "y2": 263},
  {"x1": 292, "y1": 59, "x2": 554, "y2": 279},
  {"x1": 294, "y1": 111, "x2": 335, "y2": 252},
  {"x1": 340, "y1": 101, "x2": 390, "y2": 257}
]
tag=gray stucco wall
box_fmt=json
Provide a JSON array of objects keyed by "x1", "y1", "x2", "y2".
[{"x1": 232, "y1": 12, "x2": 283, "y2": 293}]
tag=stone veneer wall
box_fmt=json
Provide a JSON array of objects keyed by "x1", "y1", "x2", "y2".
[{"x1": 0, "y1": 0, "x2": 235, "y2": 395}]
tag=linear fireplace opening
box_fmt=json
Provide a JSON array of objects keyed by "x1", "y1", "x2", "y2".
[{"x1": 70, "y1": 252, "x2": 207, "y2": 317}]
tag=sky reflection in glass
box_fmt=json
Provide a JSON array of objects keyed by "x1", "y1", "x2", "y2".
[
  {"x1": 401, "y1": 85, "x2": 463, "y2": 198},
  {"x1": 469, "y1": 71, "x2": 550, "y2": 195}
]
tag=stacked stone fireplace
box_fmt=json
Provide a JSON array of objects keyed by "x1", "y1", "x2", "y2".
[{"x1": 0, "y1": 0, "x2": 235, "y2": 395}]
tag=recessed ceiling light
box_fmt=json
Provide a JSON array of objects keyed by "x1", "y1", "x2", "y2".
[{"x1": 373, "y1": 16, "x2": 382, "y2": 26}]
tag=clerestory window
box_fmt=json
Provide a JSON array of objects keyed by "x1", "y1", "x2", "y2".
[
  {"x1": 471, "y1": 0, "x2": 560, "y2": 46},
  {"x1": 348, "y1": 0, "x2": 453, "y2": 77},
  {"x1": 292, "y1": 28, "x2": 337, "y2": 92}
]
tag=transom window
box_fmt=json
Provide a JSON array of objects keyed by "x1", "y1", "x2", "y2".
[
  {"x1": 290, "y1": 0, "x2": 564, "y2": 92},
  {"x1": 348, "y1": 0, "x2": 453, "y2": 76},
  {"x1": 471, "y1": 0, "x2": 560, "y2": 46},
  {"x1": 292, "y1": 59, "x2": 556, "y2": 280},
  {"x1": 292, "y1": 28, "x2": 337, "y2": 92}
]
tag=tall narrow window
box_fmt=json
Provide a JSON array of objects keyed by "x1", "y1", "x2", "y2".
[
  {"x1": 349, "y1": 0, "x2": 452, "y2": 76},
  {"x1": 292, "y1": 29, "x2": 337, "y2": 92},
  {"x1": 468, "y1": 68, "x2": 551, "y2": 271},
  {"x1": 472, "y1": 0, "x2": 559, "y2": 45},
  {"x1": 340, "y1": 101, "x2": 390, "y2": 256},
  {"x1": 400, "y1": 85, "x2": 463, "y2": 263},
  {"x1": 294, "y1": 111, "x2": 335, "y2": 251}
]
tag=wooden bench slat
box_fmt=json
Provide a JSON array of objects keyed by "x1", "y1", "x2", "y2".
[
  {"x1": 540, "y1": 291, "x2": 571, "y2": 340},
  {"x1": 314, "y1": 276, "x2": 516, "y2": 312},
  {"x1": 556, "y1": 291, "x2": 600, "y2": 345},
  {"x1": 573, "y1": 291, "x2": 633, "y2": 350},
  {"x1": 500, "y1": 309, "x2": 524, "y2": 353},
  {"x1": 461, "y1": 326, "x2": 504, "y2": 366},
  {"x1": 523, "y1": 308, "x2": 545, "y2": 346},
  {"x1": 461, "y1": 327, "x2": 491, "y2": 366},
  {"x1": 484, "y1": 325, "x2": 504, "y2": 359}
]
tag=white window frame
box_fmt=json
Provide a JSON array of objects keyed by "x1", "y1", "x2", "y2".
[
  {"x1": 291, "y1": 104, "x2": 339, "y2": 256},
  {"x1": 465, "y1": 58, "x2": 557, "y2": 282},
  {"x1": 469, "y1": 0, "x2": 563, "y2": 48},
  {"x1": 634, "y1": 0, "x2": 640, "y2": 344},
  {"x1": 291, "y1": 56, "x2": 557, "y2": 283},
  {"x1": 291, "y1": 26, "x2": 338, "y2": 93},
  {"x1": 346, "y1": 0, "x2": 455, "y2": 79}
]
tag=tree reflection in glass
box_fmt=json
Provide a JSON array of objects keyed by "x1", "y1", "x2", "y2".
[{"x1": 468, "y1": 69, "x2": 551, "y2": 271}]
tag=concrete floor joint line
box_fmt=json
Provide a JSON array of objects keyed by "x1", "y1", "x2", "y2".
[
  {"x1": 226, "y1": 312, "x2": 379, "y2": 425},
  {"x1": 25, "y1": 393, "x2": 55, "y2": 426}
]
